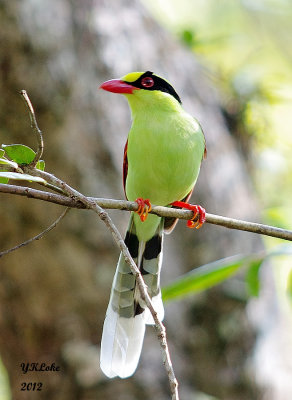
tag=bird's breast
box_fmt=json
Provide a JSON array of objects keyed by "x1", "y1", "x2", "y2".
[{"x1": 125, "y1": 113, "x2": 204, "y2": 206}]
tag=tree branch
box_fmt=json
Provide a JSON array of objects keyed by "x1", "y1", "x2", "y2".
[
  {"x1": 1, "y1": 182, "x2": 292, "y2": 241},
  {"x1": 20, "y1": 90, "x2": 44, "y2": 166}
]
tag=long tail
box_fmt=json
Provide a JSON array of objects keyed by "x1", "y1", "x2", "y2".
[{"x1": 100, "y1": 214, "x2": 164, "y2": 378}]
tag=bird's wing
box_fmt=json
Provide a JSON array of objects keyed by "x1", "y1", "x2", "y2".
[{"x1": 123, "y1": 139, "x2": 128, "y2": 198}]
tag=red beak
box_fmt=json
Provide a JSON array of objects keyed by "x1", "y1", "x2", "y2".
[{"x1": 99, "y1": 79, "x2": 138, "y2": 94}]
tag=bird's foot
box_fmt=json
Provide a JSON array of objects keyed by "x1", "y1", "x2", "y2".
[
  {"x1": 171, "y1": 201, "x2": 206, "y2": 229},
  {"x1": 135, "y1": 198, "x2": 152, "y2": 222}
]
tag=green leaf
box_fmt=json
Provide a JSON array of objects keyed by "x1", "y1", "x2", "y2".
[
  {"x1": 2, "y1": 144, "x2": 36, "y2": 164},
  {"x1": 245, "y1": 258, "x2": 264, "y2": 297},
  {"x1": 162, "y1": 255, "x2": 247, "y2": 302},
  {"x1": 36, "y1": 160, "x2": 45, "y2": 171},
  {"x1": 0, "y1": 172, "x2": 46, "y2": 184},
  {"x1": 0, "y1": 177, "x2": 9, "y2": 184},
  {"x1": 0, "y1": 149, "x2": 5, "y2": 158}
]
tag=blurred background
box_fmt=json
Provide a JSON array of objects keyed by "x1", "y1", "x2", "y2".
[{"x1": 0, "y1": 0, "x2": 291, "y2": 399}]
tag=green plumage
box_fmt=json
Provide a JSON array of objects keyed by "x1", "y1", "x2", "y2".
[{"x1": 125, "y1": 88, "x2": 205, "y2": 240}]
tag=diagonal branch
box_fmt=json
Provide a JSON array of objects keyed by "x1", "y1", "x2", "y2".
[
  {"x1": 1, "y1": 182, "x2": 292, "y2": 241},
  {"x1": 20, "y1": 90, "x2": 44, "y2": 166},
  {"x1": 19, "y1": 167, "x2": 180, "y2": 399},
  {"x1": 0, "y1": 183, "x2": 179, "y2": 397}
]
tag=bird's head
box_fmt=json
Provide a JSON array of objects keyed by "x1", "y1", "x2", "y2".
[{"x1": 100, "y1": 71, "x2": 182, "y2": 111}]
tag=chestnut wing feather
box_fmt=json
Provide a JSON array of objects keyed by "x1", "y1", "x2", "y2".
[{"x1": 123, "y1": 140, "x2": 128, "y2": 198}]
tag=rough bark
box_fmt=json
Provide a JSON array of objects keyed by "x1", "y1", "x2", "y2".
[{"x1": 0, "y1": 0, "x2": 262, "y2": 399}]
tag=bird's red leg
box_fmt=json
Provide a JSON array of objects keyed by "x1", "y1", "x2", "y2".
[
  {"x1": 135, "y1": 198, "x2": 152, "y2": 222},
  {"x1": 171, "y1": 201, "x2": 206, "y2": 229}
]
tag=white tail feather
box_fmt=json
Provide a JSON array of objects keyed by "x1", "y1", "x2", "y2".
[
  {"x1": 100, "y1": 215, "x2": 164, "y2": 378},
  {"x1": 100, "y1": 305, "x2": 146, "y2": 378}
]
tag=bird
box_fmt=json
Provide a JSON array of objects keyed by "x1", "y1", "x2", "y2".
[{"x1": 99, "y1": 71, "x2": 206, "y2": 378}]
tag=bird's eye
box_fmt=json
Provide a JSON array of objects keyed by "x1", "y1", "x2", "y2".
[{"x1": 141, "y1": 77, "x2": 154, "y2": 88}]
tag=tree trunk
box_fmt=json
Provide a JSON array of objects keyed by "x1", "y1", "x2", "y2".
[{"x1": 0, "y1": 0, "x2": 262, "y2": 399}]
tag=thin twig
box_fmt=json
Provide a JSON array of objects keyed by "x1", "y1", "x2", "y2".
[
  {"x1": 0, "y1": 207, "x2": 70, "y2": 258},
  {"x1": 96, "y1": 196, "x2": 179, "y2": 399},
  {"x1": 1, "y1": 183, "x2": 292, "y2": 242},
  {"x1": 17, "y1": 166, "x2": 180, "y2": 399},
  {"x1": 20, "y1": 90, "x2": 44, "y2": 166}
]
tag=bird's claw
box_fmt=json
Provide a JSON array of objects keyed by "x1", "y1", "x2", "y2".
[
  {"x1": 171, "y1": 201, "x2": 206, "y2": 229},
  {"x1": 186, "y1": 205, "x2": 206, "y2": 229},
  {"x1": 135, "y1": 198, "x2": 152, "y2": 222}
]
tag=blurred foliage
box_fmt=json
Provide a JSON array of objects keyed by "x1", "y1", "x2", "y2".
[
  {"x1": 163, "y1": 254, "x2": 246, "y2": 301},
  {"x1": 144, "y1": 0, "x2": 292, "y2": 227},
  {"x1": 162, "y1": 244, "x2": 292, "y2": 302},
  {"x1": 144, "y1": 0, "x2": 292, "y2": 302}
]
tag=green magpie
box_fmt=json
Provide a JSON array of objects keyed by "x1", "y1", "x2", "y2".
[{"x1": 99, "y1": 71, "x2": 206, "y2": 378}]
